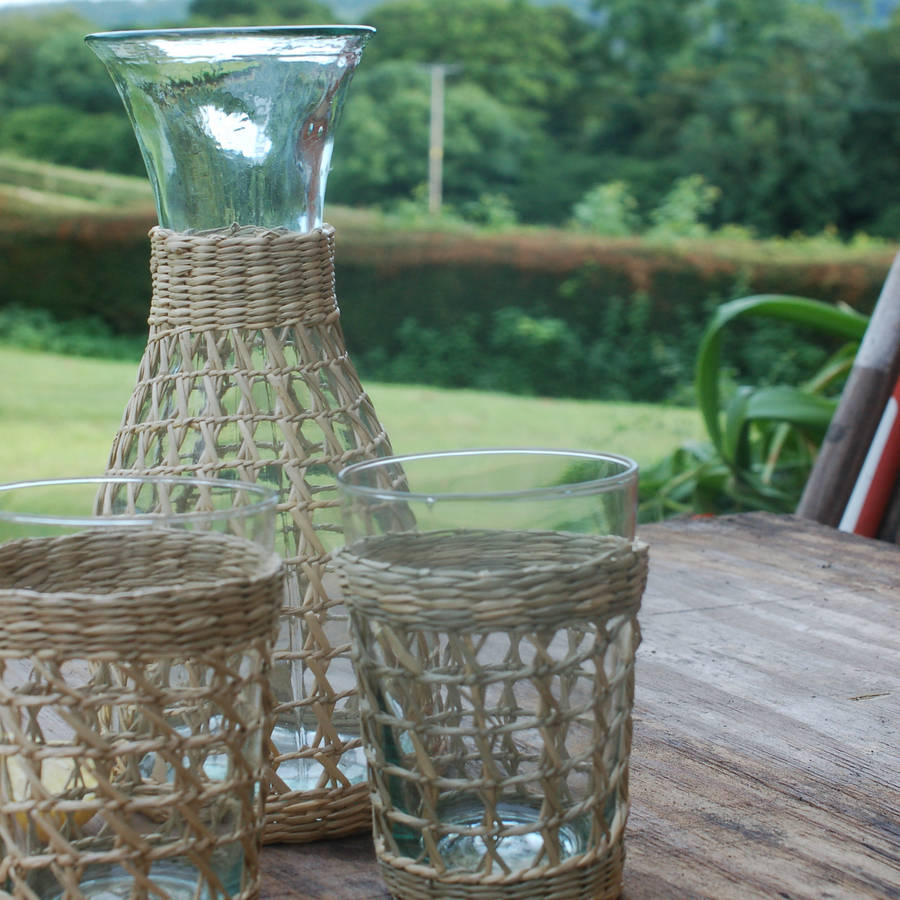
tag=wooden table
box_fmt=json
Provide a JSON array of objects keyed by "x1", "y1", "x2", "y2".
[{"x1": 260, "y1": 513, "x2": 900, "y2": 899}]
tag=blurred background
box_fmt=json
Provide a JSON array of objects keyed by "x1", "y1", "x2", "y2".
[{"x1": 1, "y1": 0, "x2": 898, "y2": 519}]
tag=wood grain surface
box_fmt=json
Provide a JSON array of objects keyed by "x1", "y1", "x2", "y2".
[{"x1": 260, "y1": 513, "x2": 899, "y2": 899}]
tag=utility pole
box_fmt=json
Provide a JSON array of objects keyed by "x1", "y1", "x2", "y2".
[{"x1": 428, "y1": 64, "x2": 445, "y2": 217}]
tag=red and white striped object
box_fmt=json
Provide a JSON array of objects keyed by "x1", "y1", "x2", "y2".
[{"x1": 839, "y1": 374, "x2": 900, "y2": 537}]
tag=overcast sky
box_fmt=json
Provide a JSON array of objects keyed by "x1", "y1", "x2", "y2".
[{"x1": 0, "y1": 0, "x2": 143, "y2": 6}]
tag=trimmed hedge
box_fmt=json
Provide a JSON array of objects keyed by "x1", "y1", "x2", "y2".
[
  {"x1": 1, "y1": 212, "x2": 894, "y2": 401},
  {"x1": 1, "y1": 219, "x2": 151, "y2": 334},
  {"x1": 333, "y1": 226, "x2": 891, "y2": 349}
]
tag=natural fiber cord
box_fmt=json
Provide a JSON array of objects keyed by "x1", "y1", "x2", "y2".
[
  {"x1": 0, "y1": 530, "x2": 282, "y2": 659},
  {"x1": 0, "y1": 529, "x2": 283, "y2": 900},
  {"x1": 379, "y1": 843, "x2": 625, "y2": 900},
  {"x1": 335, "y1": 531, "x2": 648, "y2": 900},
  {"x1": 105, "y1": 225, "x2": 395, "y2": 843}
]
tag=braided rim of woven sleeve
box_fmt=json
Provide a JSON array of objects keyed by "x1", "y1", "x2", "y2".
[
  {"x1": 0, "y1": 529, "x2": 283, "y2": 659},
  {"x1": 333, "y1": 532, "x2": 648, "y2": 631},
  {"x1": 378, "y1": 840, "x2": 625, "y2": 900},
  {"x1": 148, "y1": 225, "x2": 338, "y2": 332},
  {"x1": 261, "y1": 780, "x2": 371, "y2": 842}
]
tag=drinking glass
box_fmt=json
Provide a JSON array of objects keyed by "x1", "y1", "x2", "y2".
[
  {"x1": 0, "y1": 476, "x2": 281, "y2": 900},
  {"x1": 335, "y1": 450, "x2": 648, "y2": 900}
]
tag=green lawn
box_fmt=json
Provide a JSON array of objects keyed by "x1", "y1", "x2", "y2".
[{"x1": 0, "y1": 346, "x2": 703, "y2": 483}]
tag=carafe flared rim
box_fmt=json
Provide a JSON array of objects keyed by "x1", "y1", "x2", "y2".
[{"x1": 86, "y1": 25, "x2": 375, "y2": 43}]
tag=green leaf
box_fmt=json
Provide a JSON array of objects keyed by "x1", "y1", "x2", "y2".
[
  {"x1": 723, "y1": 385, "x2": 754, "y2": 468},
  {"x1": 696, "y1": 294, "x2": 868, "y2": 449},
  {"x1": 742, "y1": 385, "x2": 837, "y2": 427},
  {"x1": 722, "y1": 383, "x2": 836, "y2": 465},
  {"x1": 804, "y1": 343, "x2": 856, "y2": 394}
]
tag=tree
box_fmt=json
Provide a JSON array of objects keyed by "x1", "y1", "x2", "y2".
[
  {"x1": 188, "y1": 0, "x2": 334, "y2": 24},
  {"x1": 364, "y1": 0, "x2": 585, "y2": 122},
  {"x1": 571, "y1": 182, "x2": 640, "y2": 235},
  {"x1": 0, "y1": 105, "x2": 142, "y2": 174},
  {"x1": 842, "y1": 12, "x2": 900, "y2": 236},
  {"x1": 327, "y1": 61, "x2": 537, "y2": 211},
  {"x1": 581, "y1": 0, "x2": 861, "y2": 235},
  {"x1": 0, "y1": 12, "x2": 121, "y2": 112},
  {"x1": 3, "y1": 0, "x2": 900, "y2": 236},
  {"x1": 648, "y1": 175, "x2": 720, "y2": 238},
  {"x1": 329, "y1": 0, "x2": 591, "y2": 221},
  {"x1": 0, "y1": 11, "x2": 143, "y2": 173},
  {"x1": 676, "y1": 4, "x2": 861, "y2": 234}
]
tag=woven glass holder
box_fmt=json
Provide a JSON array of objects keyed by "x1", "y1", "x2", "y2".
[
  {"x1": 105, "y1": 224, "x2": 390, "y2": 844},
  {"x1": 335, "y1": 530, "x2": 648, "y2": 900},
  {"x1": 0, "y1": 528, "x2": 283, "y2": 900}
]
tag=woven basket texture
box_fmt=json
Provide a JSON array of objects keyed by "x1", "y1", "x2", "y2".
[
  {"x1": 104, "y1": 225, "x2": 394, "y2": 842},
  {"x1": 334, "y1": 530, "x2": 648, "y2": 900},
  {"x1": 0, "y1": 529, "x2": 283, "y2": 900},
  {"x1": 379, "y1": 843, "x2": 625, "y2": 900}
]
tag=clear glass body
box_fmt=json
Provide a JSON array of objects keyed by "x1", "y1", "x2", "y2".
[
  {"x1": 0, "y1": 474, "x2": 277, "y2": 545},
  {"x1": 339, "y1": 448, "x2": 638, "y2": 543},
  {"x1": 85, "y1": 27, "x2": 373, "y2": 232},
  {"x1": 0, "y1": 476, "x2": 278, "y2": 899},
  {"x1": 337, "y1": 450, "x2": 640, "y2": 878}
]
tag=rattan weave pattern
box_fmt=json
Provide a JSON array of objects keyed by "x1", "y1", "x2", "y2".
[
  {"x1": 146, "y1": 226, "x2": 339, "y2": 332},
  {"x1": 0, "y1": 530, "x2": 282, "y2": 659},
  {"x1": 335, "y1": 531, "x2": 647, "y2": 900},
  {"x1": 105, "y1": 225, "x2": 394, "y2": 842},
  {"x1": 378, "y1": 842, "x2": 625, "y2": 900},
  {"x1": 0, "y1": 529, "x2": 282, "y2": 900},
  {"x1": 337, "y1": 530, "x2": 647, "y2": 630}
]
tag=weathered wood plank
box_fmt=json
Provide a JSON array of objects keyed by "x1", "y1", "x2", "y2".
[
  {"x1": 624, "y1": 513, "x2": 900, "y2": 899},
  {"x1": 261, "y1": 836, "x2": 390, "y2": 899},
  {"x1": 258, "y1": 513, "x2": 900, "y2": 898}
]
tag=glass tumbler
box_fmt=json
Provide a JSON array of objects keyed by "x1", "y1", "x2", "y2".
[
  {"x1": 334, "y1": 450, "x2": 648, "y2": 900},
  {"x1": 0, "y1": 476, "x2": 281, "y2": 900}
]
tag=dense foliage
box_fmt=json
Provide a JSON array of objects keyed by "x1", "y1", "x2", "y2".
[
  {"x1": 4, "y1": 0, "x2": 900, "y2": 237},
  {"x1": 1, "y1": 151, "x2": 890, "y2": 406},
  {"x1": 639, "y1": 293, "x2": 869, "y2": 521}
]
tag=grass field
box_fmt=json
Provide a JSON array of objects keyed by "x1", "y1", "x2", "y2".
[{"x1": 0, "y1": 346, "x2": 703, "y2": 483}]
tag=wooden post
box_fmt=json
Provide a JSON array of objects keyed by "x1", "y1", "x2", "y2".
[
  {"x1": 837, "y1": 375, "x2": 900, "y2": 538},
  {"x1": 877, "y1": 485, "x2": 900, "y2": 542},
  {"x1": 797, "y1": 252, "x2": 900, "y2": 527},
  {"x1": 428, "y1": 64, "x2": 445, "y2": 217}
]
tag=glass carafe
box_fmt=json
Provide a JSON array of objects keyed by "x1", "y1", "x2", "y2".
[{"x1": 86, "y1": 26, "x2": 391, "y2": 843}]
